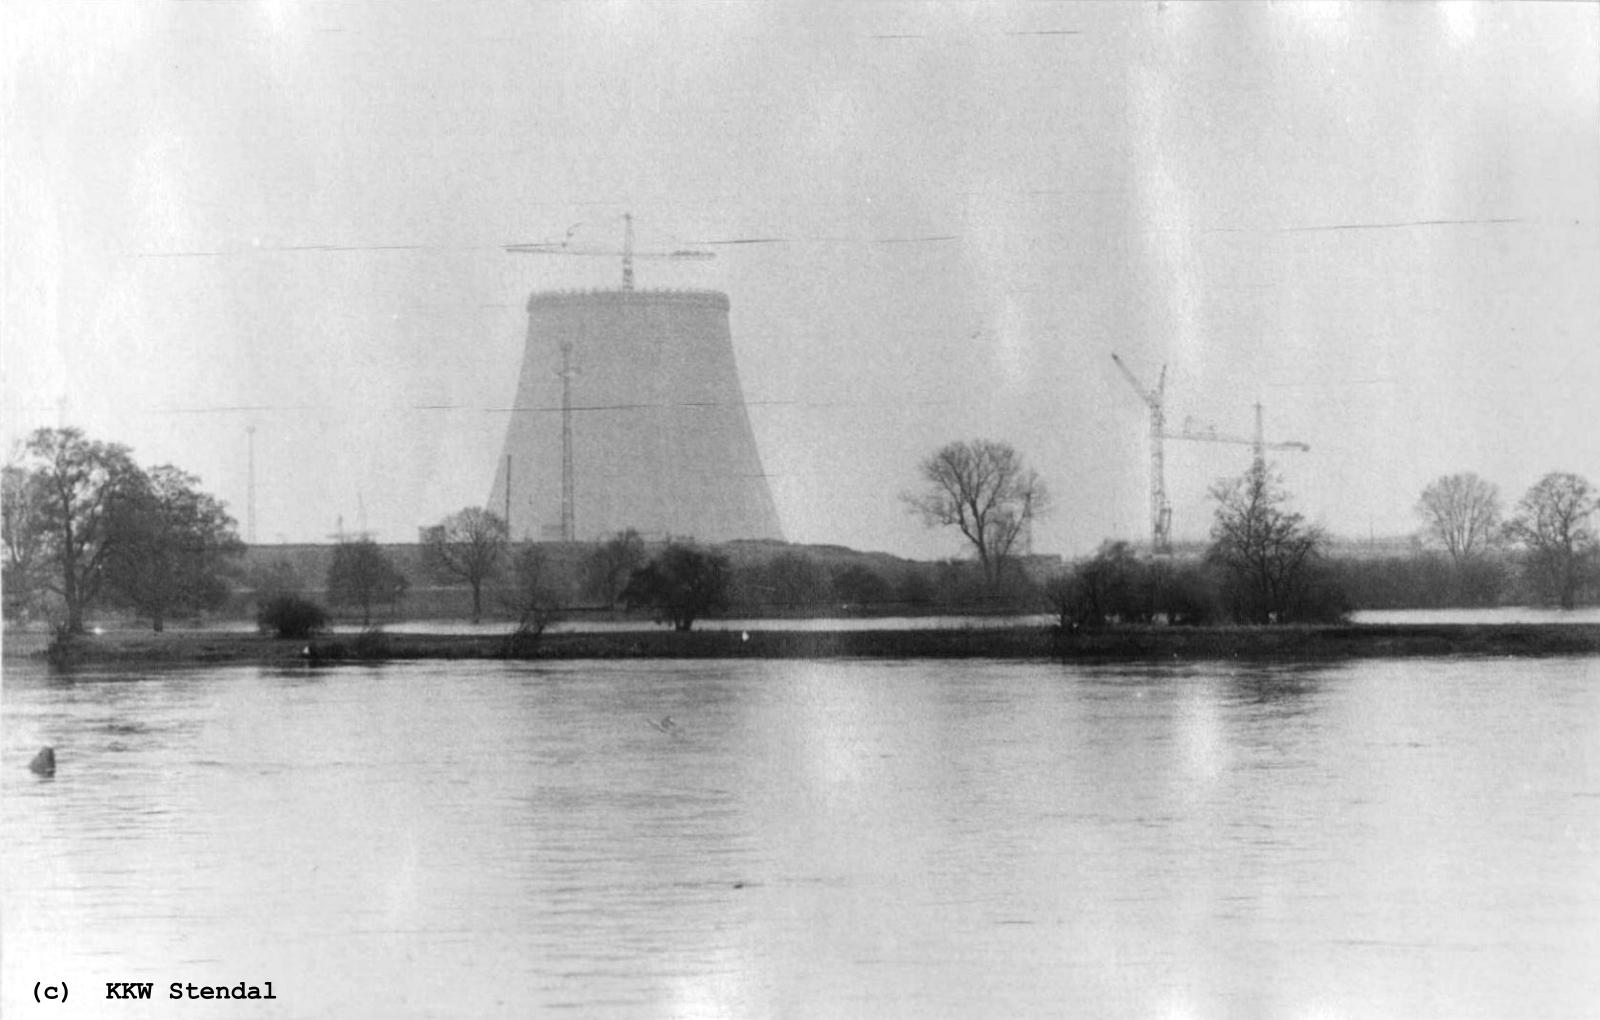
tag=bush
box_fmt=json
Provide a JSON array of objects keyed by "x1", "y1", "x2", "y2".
[
  {"x1": 351, "y1": 627, "x2": 391, "y2": 659},
  {"x1": 622, "y1": 544, "x2": 731, "y2": 631},
  {"x1": 257, "y1": 594, "x2": 329, "y2": 639},
  {"x1": 832, "y1": 563, "x2": 893, "y2": 609},
  {"x1": 1152, "y1": 561, "x2": 1223, "y2": 625},
  {"x1": 896, "y1": 566, "x2": 938, "y2": 609},
  {"x1": 1048, "y1": 546, "x2": 1225, "y2": 629},
  {"x1": 1280, "y1": 561, "x2": 1354, "y2": 623}
]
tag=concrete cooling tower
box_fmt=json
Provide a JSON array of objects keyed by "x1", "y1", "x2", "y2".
[{"x1": 487, "y1": 289, "x2": 784, "y2": 543}]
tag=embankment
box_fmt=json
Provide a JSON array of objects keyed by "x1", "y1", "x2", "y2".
[{"x1": 8, "y1": 623, "x2": 1600, "y2": 669}]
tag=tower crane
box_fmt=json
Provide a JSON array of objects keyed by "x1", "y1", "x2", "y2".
[
  {"x1": 1169, "y1": 402, "x2": 1310, "y2": 472},
  {"x1": 504, "y1": 214, "x2": 716, "y2": 541},
  {"x1": 1112, "y1": 353, "x2": 1310, "y2": 554},
  {"x1": 504, "y1": 211, "x2": 716, "y2": 291},
  {"x1": 1111, "y1": 353, "x2": 1172, "y2": 554}
]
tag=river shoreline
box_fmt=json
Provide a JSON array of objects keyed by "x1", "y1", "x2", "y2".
[{"x1": 7, "y1": 621, "x2": 1600, "y2": 668}]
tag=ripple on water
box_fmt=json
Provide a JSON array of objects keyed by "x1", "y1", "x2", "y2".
[{"x1": 3, "y1": 656, "x2": 1598, "y2": 1018}]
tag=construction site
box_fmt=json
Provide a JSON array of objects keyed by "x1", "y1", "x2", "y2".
[{"x1": 1110, "y1": 352, "x2": 1310, "y2": 556}]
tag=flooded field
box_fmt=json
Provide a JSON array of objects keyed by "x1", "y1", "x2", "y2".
[{"x1": 4, "y1": 656, "x2": 1598, "y2": 1018}]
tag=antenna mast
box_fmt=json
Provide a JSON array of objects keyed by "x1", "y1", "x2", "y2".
[
  {"x1": 621, "y1": 212, "x2": 635, "y2": 290},
  {"x1": 503, "y1": 455, "x2": 512, "y2": 539},
  {"x1": 1253, "y1": 401, "x2": 1267, "y2": 470},
  {"x1": 558, "y1": 337, "x2": 576, "y2": 542},
  {"x1": 245, "y1": 425, "x2": 257, "y2": 544}
]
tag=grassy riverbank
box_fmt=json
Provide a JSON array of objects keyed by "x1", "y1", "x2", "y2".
[{"x1": 8, "y1": 622, "x2": 1600, "y2": 668}]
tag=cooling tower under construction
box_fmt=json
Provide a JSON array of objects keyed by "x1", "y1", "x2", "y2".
[{"x1": 487, "y1": 289, "x2": 784, "y2": 543}]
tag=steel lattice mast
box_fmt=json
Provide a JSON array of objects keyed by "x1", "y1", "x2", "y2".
[{"x1": 1112, "y1": 353, "x2": 1172, "y2": 553}]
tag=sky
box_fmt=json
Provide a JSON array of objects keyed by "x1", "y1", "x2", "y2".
[{"x1": 4, "y1": 0, "x2": 1597, "y2": 561}]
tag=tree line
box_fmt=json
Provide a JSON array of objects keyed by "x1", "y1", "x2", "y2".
[
  {"x1": 7, "y1": 427, "x2": 1595, "y2": 638},
  {"x1": 4, "y1": 428, "x2": 243, "y2": 634},
  {"x1": 904, "y1": 439, "x2": 1599, "y2": 625}
]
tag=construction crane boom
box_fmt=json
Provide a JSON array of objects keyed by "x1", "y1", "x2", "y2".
[
  {"x1": 1167, "y1": 402, "x2": 1309, "y2": 471},
  {"x1": 504, "y1": 212, "x2": 716, "y2": 291},
  {"x1": 1167, "y1": 429, "x2": 1309, "y2": 450},
  {"x1": 1110, "y1": 353, "x2": 1161, "y2": 409}
]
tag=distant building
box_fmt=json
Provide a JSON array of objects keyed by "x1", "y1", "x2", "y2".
[{"x1": 487, "y1": 289, "x2": 783, "y2": 544}]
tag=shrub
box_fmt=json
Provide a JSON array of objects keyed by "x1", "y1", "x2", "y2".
[
  {"x1": 1152, "y1": 561, "x2": 1224, "y2": 625},
  {"x1": 257, "y1": 594, "x2": 329, "y2": 639},
  {"x1": 351, "y1": 627, "x2": 391, "y2": 659},
  {"x1": 832, "y1": 563, "x2": 893, "y2": 609},
  {"x1": 622, "y1": 544, "x2": 731, "y2": 631}
]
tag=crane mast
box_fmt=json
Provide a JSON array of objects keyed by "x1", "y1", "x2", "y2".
[{"x1": 1111, "y1": 353, "x2": 1172, "y2": 553}]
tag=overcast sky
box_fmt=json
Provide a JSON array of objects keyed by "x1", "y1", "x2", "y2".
[{"x1": 4, "y1": 1, "x2": 1597, "y2": 560}]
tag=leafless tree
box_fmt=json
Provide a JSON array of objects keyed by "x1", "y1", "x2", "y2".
[
  {"x1": 1505, "y1": 472, "x2": 1598, "y2": 609},
  {"x1": 423, "y1": 507, "x2": 508, "y2": 623},
  {"x1": 1207, "y1": 461, "x2": 1338, "y2": 623},
  {"x1": 583, "y1": 528, "x2": 645, "y2": 609},
  {"x1": 903, "y1": 439, "x2": 1049, "y2": 587},
  {"x1": 1416, "y1": 472, "x2": 1502, "y2": 565},
  {"x1": 327, "y1": 538, "x2": 408, "y2": 627},
  {"x1": 498, "y1": 543, "x2": 561, "y2": 650}
]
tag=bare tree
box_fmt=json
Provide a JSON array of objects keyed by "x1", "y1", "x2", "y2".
[
  {"x1": 1207, "y1": 461, "x2": 1340, "y2": 623},
  {"x1": 423, "y1": 507, "x2": 508, "y2": 623},
  {"x1": 903, "y1": 439, "x2": 1049, "y2": 587},
  {"x1": 1505, "y1": 472, "x2": 1597, "y2": 609},
  {"x1": 583, "y1": 528, "x2": 646, "y2": 609},
  {"x1": 1416, "y1": 472, "x2": 1502, "y2": 565},
  {"x1": 498, "y1": 543, "x2": 561, "y2": 651},
  {"x1": 327, "y1": 538, "x2": 408, "y2": 627}
]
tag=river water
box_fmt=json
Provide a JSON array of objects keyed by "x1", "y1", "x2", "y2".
[{"x1": 4, "y1": 655, "x2": 1597, "y2": 1018}]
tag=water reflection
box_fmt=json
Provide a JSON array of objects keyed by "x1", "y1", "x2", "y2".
[{"x1": 4, "y1": 656, "x2": 1598, "y2": 1018}]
